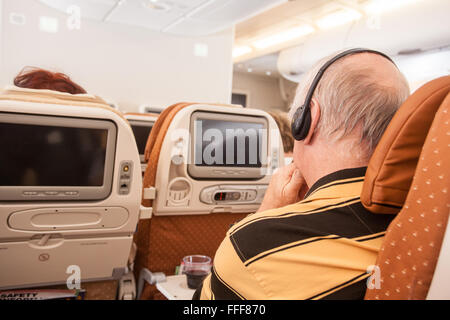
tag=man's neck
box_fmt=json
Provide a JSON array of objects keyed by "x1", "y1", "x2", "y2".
[{"x1": 300, "y1": 138, "x2": 369, "y2": 188}]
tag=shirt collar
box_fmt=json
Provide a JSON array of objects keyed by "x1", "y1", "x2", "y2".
[{"x1": 304, "y1": 167, "x2": 367, "y2": 199}]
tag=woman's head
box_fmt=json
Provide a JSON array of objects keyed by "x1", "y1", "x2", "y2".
[{"x1": 14, "y1": 67, "x2": 87, "y2": 94}]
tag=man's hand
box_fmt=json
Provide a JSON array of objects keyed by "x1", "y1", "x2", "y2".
[{"x1": 257, "y1": 163, "x2": 308, "y2": 213}]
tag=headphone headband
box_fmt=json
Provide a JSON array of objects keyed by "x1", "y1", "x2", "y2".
[{"x1": 291, "y1": 48, "x2": 397, "y2": 141}]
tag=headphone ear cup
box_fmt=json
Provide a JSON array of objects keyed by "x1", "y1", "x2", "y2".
[{"x1": 291, "y1": 105, "x2": 312, "y2": 141}]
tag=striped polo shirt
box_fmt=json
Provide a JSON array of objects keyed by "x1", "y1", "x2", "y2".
[{"x1": 195, "y1": 167, "x2": 396, "y2": 300}]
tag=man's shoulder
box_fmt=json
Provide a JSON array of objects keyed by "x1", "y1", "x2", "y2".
[
  {"x1": 228, "y1": 193, "x2": 360, "y2": 235},
  {"x1": 226, "y1": 196, "x2": 359, "y2": 263},
  {"x1": 226, "y1": 195, "x2": 393, "y2": 266}
]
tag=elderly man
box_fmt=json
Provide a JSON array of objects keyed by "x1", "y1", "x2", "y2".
[{"x1": 195, "y1": 49, "x2": 410, "y2": 300}]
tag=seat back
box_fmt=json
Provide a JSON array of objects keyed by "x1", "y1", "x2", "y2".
[
  {"x1": 362, "y1": 76, "x2": 450, "y2": 299},
  {"x1": 0, "y1": 86, "x2": 142, "y2": 289},
  {"x1": 134, "y1": 103, "x2": 284, "y2": 299}
]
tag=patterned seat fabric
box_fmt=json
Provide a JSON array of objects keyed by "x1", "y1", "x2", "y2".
[{"x1": 364, "y1": 84, "x2": 450, "y2": 299}]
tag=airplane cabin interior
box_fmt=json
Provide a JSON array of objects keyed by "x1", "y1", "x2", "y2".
[{"x1": 0, "y1": 0, "x2": 449, "y2": 305}]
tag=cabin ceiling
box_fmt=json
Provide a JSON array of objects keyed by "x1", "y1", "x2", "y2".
[
  {"x1": 236, "y1": 0, "x2": 332, "y2": 42},
  {"x1": 234, "y1": 0, "x2": 450, "y2": 81},
  {"x1": 37, "y1": 0, "x2": 450, "y2": 82},
  {"x1": 38, "y1": 0, "x2": 285, "y2": 36},
  {"x1": 234, "y1": 0, "x2": 384, "y2": 62}
]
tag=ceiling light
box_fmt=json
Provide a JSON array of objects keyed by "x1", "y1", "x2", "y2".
[
  {"x1": 252, "y1": 25, "x2": 315, "y2": 50},
  {"x1": 142, "y1": 0, "x2": 170, "y2": 11},
  {"x1": 194, "y1": 43, "x2": 209, "y2": 57},
  {"x1": 39, "y1": 16, "x2": 58, "y2": 33},
  {"x1": 364, "y1": 0, "x2": 422, "y2": 15},
  {"x1": 316, "y1": 9, "x2": 362, "y2": 30},
  {"x1": 233, "y1": 46, "x2": 252, "y2": 58}
]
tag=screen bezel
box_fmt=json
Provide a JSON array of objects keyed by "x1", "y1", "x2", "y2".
[
  {"x1": 188, "y1": 111, "x2": 268, "y2": 180},
  {"x1": 129, "y1": 120, "x2": 154, "y2": 163},
  {"x1": 0, "y1": 112, "x2": 117, "y2": 201}
]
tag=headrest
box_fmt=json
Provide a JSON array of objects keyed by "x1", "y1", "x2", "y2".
[
  {"x1": 0, "y1": 86, "x2": 126, "y2": 121},
  {"x1": 125, "y1": 112, "x2": 160, "y2": 118},
  {"x1": 362, "y1": 76, "x2": 450, "y2": 214},
  {"x1": 1, "y1": 85, "x2": 105, "y2": 104}
]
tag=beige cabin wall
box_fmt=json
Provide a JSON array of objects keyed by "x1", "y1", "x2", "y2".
[
  {"x1": 232, "y1": 72, "x2": 290, "y2": 112},
  {"x1": 0, "y1": 0, "x2": 234, "y2": 113}
]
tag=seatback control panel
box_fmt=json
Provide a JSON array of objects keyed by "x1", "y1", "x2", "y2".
[{"x1": 200, "y1": 185, "x2": 267, "y2": 205}]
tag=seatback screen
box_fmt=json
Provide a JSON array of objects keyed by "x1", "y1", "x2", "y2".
[
  {"x1": 194, "y1": 119, "x2": 264, "y2": 168},
  {"x1": 131, "y1": 124, "x2": 153, "y2": 155},
  {"x1": 0, "y1": 123, "x2": 107, "y2": 186}
]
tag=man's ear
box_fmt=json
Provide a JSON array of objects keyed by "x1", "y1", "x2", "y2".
[{"x1": 304, "y1": 98, "x2": 321, "y2": 145}]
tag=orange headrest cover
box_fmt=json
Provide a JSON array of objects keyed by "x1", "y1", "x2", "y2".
[{"x1": 361, "y1": 76, "x2": 450, "y2": 214}]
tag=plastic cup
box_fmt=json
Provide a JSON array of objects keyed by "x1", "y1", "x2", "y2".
[{"x1": 181, "y1": 255, "x2": 212, "y2": 290}]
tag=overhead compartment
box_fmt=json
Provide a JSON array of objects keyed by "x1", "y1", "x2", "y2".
[{"x1": 278, "y1": 0, "x2": 450, "y2": 82}]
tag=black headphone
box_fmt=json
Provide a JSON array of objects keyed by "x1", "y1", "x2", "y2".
[{"x1": 291, "y1": 48, "x2": 397, "y2": 141}]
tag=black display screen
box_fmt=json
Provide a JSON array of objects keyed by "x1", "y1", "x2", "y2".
[
  {"x1": 194, "y1": 119, "x2": 264, "y2": 167},
  {"x1": 0, "y1": 123, "x2": 108, "y2": 186},
  {"x1": 131, "y1": 125, "x2": 153, "y2": 154}
]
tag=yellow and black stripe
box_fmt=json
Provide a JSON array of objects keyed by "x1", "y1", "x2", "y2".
[{"x1": 196, "y1": 167, "x2": 396, "y2": 300}]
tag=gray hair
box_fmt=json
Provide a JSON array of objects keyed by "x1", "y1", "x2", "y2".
[{"x1": 289, "y1": 50, "x2": 410, "y2": 158}]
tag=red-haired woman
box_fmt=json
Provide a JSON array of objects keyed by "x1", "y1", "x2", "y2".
[{"x1": 14, "y1": 67, "x2": 87, "y2": 94}]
